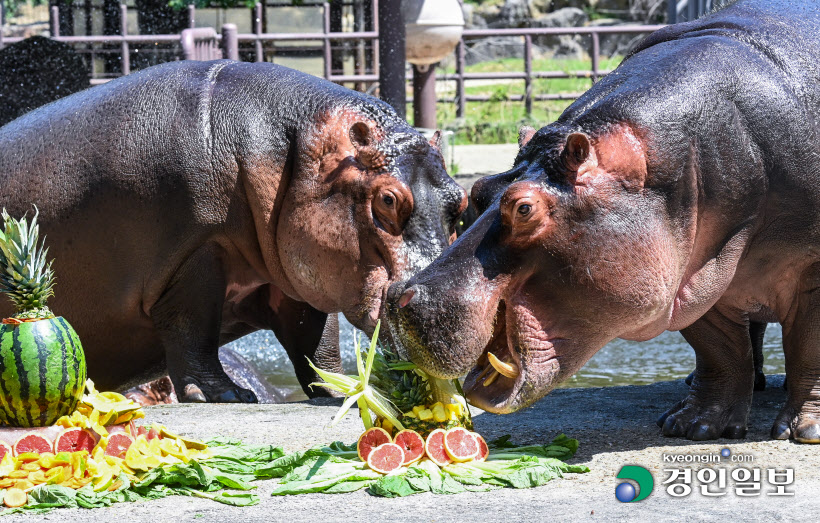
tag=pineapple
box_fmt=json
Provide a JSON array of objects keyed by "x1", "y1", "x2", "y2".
[{"x1": 0, "y1": 208, "x2": 55, "y2": 320}]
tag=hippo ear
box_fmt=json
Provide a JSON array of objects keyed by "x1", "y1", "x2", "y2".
[
  {"x1": 560, "y1": 132, "x2": 591, "y2": 173},
  {"x1": 349, "y1": 122, "x2": 389, "y2": 171},
  {"x1": 518, "y1": 126, "x2": 536, "y2": 149},
  {"x1": 428, "y1": 130, "x2": 443, "y2": 152}
]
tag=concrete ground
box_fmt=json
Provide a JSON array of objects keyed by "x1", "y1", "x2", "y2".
[
  {"x1": 5, "y1": 375, "x2": 815, "y2": 522},
  {"x1": 452, "y1": 143, "x2": 519, "y2": 179}
]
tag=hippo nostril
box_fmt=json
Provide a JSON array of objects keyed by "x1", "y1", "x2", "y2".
[{"x1": 398, "y1": 288, "x2": 416, "y2": 308}]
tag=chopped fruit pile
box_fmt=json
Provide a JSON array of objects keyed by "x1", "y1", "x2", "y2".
[{"x1": 55, "y1": 380, "x2": 144, "y2": 436}]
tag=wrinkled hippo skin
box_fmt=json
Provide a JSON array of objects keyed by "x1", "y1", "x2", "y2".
[
  {"x1": 0, "y1": 61, "x2": 465, "y2": 403},
  {"x1": 387, "y1": 0, "x2": 820, "y2": 443},
  {"x1": 125, "y1": 347, "x2": 287, "y2": 405}
]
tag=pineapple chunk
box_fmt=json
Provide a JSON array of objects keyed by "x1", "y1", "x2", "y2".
[
  {"x1": 381, "y1": 419, "x2": 394, "y2": 434},
  {"x1": 412, "y1": 405, "x2": 426, "y2": 416},
  {"x1": 403, "y1": 411, "x2": 417, "y2": 419},
  {"x1": 432, "y1": 404, "x2": 447, "y2": 423},
  {"x1": 418, "y1": 409, "x2": 433, "y2": 421},
  {"x1": 445, "y1": 403, "x2": 461, "y2": 421}
]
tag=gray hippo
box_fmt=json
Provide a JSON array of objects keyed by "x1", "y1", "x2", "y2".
[
  {"x1": 387, "y1": 0, "x2": 820, "y2": 443},
  {"x1": 0, "y1": 60, "x2": 466, "y2": 403}
]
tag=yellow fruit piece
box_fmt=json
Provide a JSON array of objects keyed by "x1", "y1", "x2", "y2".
[
  {"x1": 148, "y1": 437, "x2": 162, "y2": 455},
  {"x1": 432, "y1": 404, "x2": 447, "y2": 423},
  {"x1": 27, "y1": 470, "x2": 46, "y2": 484},
  {"x1": 430, "y1": 402, "x2": 444, "y2": 411},
  {"x1": 144, "y1": 455, "x2": 161, "y2": 469},
  {"x1": 13, "y1": 480, "x2": 33, "y2": 492},
  {"x1": 0, "y1": 478, "x2": 14, "y2": 488},
  {"x1": 115, "y1": 413, "x2": 133, "y2": 424},
  {"x1": 22, "y1": 462, "x2": 41, "y2": 472},
  {"x1": 72, "y1": 454, "x2": 87, "y2": 479},
  {"x1": 125, "y1": 448, "x2": 147, "y2": 471},
  {"x1": 418, "y1": 409, "x2": 433, "y2": 421},
  {"x1": 412, "y1": 405, "x2": 425, "y2": 416},
  {"x1": 158, "y1": 427, "x2": 207, "y2": 450},
  {"x1": 15, "y1": 453, "x2": 39, "y2": 463},
  {"x1": 0, "y1": 454, "x2": 14, "y2": 477},
  {"x1": 45, "y1": 466, "x2": 66, "y2": 485},
  {"x1": 381, "y1": 419, "x2": 394, "y2": 434},
  {"x1": 52, "y1": 453, "x2": 72, "y2": 465},
  {"x1": 93, "y1": 471, "x2": 114, "y2": 491},
  {"x1": 8, "y1": 471, "x2": 29, "y2": 479},
  {"x1": 402, "y1": 411, "x2": 417, "y2": 419},
  {"x1": 108, "y1": 479, "x2": 124, "y2": 492},
  {"x1": 3, "y1": 487, "x2": 27, "y2": 508}
]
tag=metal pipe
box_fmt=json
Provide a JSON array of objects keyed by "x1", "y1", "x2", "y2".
[
  {"x1": 254, "y1": 3, "x2": 263, "y2": 62},
  {"x1": 591, "y1": 32, "x2": 599, "y2": 83},
  {"x1": 524, "y1": 35, "x2": 532, "y2": 116},
  {"x1": 456, "y1": 40, "x2": 465, "y2": 118},
  {"x1": 323, "y1": 2, "x2": 331, "y2": 81},
  {"x1": 119, "y1": 4, "x2": 129, "y2": 75},
  {"x1": 50, "y1": 6, "x2": 60, "y2": 37},
  {"x1": 412, "y1": 64, "x2": 436, "y2": 129},
  {"x1": 221, "y1": 23, "x2": 239, "y2": 60},
  {"x1": 377, "y1": 0, "x2": 405, "y2": 118},
  {"x1": 188, "y1": 4, "x2": 196, "y2": 28}
]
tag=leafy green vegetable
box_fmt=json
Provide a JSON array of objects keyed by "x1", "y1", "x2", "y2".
[{"x1": 270, "y1": 434, "x2": 588, "y2": 498}]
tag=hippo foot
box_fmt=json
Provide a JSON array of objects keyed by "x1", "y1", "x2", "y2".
[
  {"x1": 178, "y1": 379, "x2": 258, "y2": 404},
  {"x1": 685, "y1": 370, "x2": 766, "y2": 391},
  {"x1": 658, "y1": 394, "x2": 750, "y2": 440},
  {"x1": 771, "y1": 405, "x2": 820, "y2": 443}
]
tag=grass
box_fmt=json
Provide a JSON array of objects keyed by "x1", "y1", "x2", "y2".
[{"x1": 420, "y1": 55, "x2": 624, "y2": 145}]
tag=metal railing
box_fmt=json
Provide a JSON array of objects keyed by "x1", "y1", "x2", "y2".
[{"x1": 0, "y1": 2, "x2": 667, "y2": 115}]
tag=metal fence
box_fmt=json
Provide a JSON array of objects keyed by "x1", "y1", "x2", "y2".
[{"x1": 0, "y1": 2, "x2": 666, "y2": 114}]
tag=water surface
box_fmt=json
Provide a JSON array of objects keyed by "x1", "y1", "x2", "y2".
[{"x1": 226, "y1": 317, "x2": 786, "y2": 402}]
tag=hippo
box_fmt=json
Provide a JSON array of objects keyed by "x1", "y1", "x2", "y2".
[
  {"x1": 387, "y1": 0, "x2": 820, "y2": 442},
  {"x1": 0, "y1": 60, "x2": 466, "y2": 403}
]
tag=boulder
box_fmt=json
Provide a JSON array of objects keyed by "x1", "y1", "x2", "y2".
[{"x1": 0, "y1": 36, "x2": 90, "y2": 126}]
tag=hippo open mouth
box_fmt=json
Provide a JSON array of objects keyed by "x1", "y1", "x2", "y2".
[{"x1": 462, "y1": 300, "x2": 560, "y2": 413}]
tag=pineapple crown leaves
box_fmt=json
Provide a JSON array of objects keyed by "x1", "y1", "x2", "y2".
[{"x1": 0, "y1": 207, "x2": 56, "y2": 315}]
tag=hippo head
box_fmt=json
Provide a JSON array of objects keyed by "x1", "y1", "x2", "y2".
[
  {"x1": 387, "y1": 123, "x2": 691, "y2": 413},
  {"x1": 275, "y1": 106, "x2": 467, "y2": 333}
]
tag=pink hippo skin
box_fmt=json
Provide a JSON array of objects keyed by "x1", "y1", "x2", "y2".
[{"x1": 387, "y1": 0, "x2": 820, "y2": 443}]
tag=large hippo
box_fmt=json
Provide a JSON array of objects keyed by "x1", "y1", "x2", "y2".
[
  {"x1": 387, "y1": 0, "x2": 820, "y2": 442},
  {"x1": 0, "y1": 60, "x2": 466, "y2": 402}
]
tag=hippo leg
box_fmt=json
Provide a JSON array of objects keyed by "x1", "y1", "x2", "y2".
[
  {"x1": 267, "y1": 291, "x2": 342, "y2": 397},
  {"x1": 771, "y1": 284, "x2": 820, "y2": 443},
  {"x1": 151, "y1": 244, "x2": 257, "y2": 403},
  {"x1": 658, "y1": 308, "x2": 754, "y2": 440},
  {"x1": 684, "y1": 321, "x2": 767, "y2": 390}
]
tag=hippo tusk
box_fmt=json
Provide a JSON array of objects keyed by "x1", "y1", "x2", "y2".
[
  {"x1": 488, "y1": 352, "x2": 520, "y2": 379},
  {"x1": 483, "y1": 369, "x2": 501, "y2": 387}
]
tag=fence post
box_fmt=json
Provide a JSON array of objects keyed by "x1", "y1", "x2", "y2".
[
  {"x1": 377, "y1": 0, "x2": 405, "y2": 118},
  {"x1": 187, "y1": 4, "x2": 196, "y2": 28},
  {"x1": 221, "y1": 24, "x2": 239, "y2": 60},
  {"x1": 524, "y1": 35, "x2": 532, "y2": 117},
  {"x1": 456, "y1": 40, "x2": 465, "y2": 118},
  {"x1": 591, "y1": 31, "x2": 599, "y2": 84},
  {"x1": 50, "y1": 6, "x2": 60, "y2": 38},
  {"x1": 412, "y1": 64, "x2": 436, "y2": 129},
  {"x1": 322, "y1": 2, "x2": 331, "y2": 80},
  {"x1": 120, "y1": 4, "x2": 129, "y2": 75},
  {"x1": 253, "y1": 3, "x2": 263, "y2": 62}
]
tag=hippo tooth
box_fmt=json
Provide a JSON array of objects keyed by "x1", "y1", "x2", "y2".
[
  {"x1": 488, "y1": 352, "x2": 520, "y2": 379},
  {"x1": 483, "y1": 369, "x2": 501, "y2": 387},
  {"x1": 476, "y1": 363, "x2": 494, "y2": 381}
]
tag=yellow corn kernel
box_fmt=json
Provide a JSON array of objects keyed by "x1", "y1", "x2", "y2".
[
  {"x1": 432, "y1": 404, "x2": 447, "y2": 423},
  {"x1": 418, "y1": 409, "x2": 433, "y2": 421}
]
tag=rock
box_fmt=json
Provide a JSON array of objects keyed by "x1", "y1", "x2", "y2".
[
  {"x1": 531, "y1": 7, "x2": 590, "y2": 59},
  {"x1": 465, "y1": 36, "x2": 526, "y2": 66},
  {"x1": 474, "y1": 1, "x2": 502, "y2": 25},
  {"x1": 462, "y1": 3, "x2": 488, "y2": 29},
  {"x1": 494, "y1": 0, "x2": 533, "y2": 27},
  {"x1": 0, "y1": 36, "x2": 89, "y2": 126},
  {"x1": 589, "y1": 18, "x2": 648, "y2": 56},
  {"x1": 529, "y1": 0, "x2": 599, "y2": 17}
]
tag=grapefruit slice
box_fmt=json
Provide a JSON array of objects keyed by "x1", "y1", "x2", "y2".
[
  {"x1": 356, "y1": 427, "x2": 391, "y2": 462},
  {"x1": 104, "y1": 433, "x2": 134, "y2": 459},
  {"x1": 13, "y1": 433, "x2": 53, "y2": 456},
  {"x1": 472, "y1": 432, "x2": 489, "y2": 462},
  {"x1": 3, "y1": 487, "x2": 26, "y2": 508},
  {"x1": 55, "y1": 428, "x2": 97, "y2": 453},
  {"x1": 0, "y1": 441, "x2": 11, "y2": 461},
  {"x1": 443, "y1": 427, "x2": 479, "y2": 462},
  {"x1": 392, "y1": 429, "x2": 424, "y2": 465},
  {"x1": 366, "y1": 443, "x2": 405, "y2": 474},
  {"x1": 424, "y1": 428, "x2": 452, "y2": 467}
]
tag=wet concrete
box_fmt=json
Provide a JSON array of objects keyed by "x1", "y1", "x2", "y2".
[{"x1": 4, "y1": 375, "x2": 815, "y2": 521}]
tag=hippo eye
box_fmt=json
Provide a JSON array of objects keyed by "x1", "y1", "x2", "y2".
[
  {"x1": 517, "y1": 204, "x2": 531, "y2": 217},
  {"x1": 383, "y1": 194, "x2": 395, "y2": 207}
]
